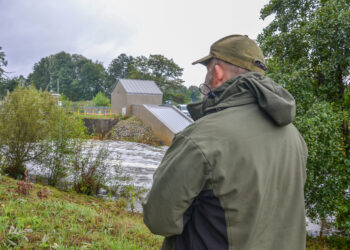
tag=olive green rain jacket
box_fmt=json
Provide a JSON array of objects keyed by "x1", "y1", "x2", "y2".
[{"x1": 143, "y1": 72, "x2": 308, "y2": 250}]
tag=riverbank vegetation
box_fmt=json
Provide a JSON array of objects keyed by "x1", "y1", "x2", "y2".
[
  {"x1": 0, "y1": 0, "x2": 349, "y2": 246},
  {"x1": 0, "y1": 175, "x2": 163, "y2": 249},
  {"x1": 1, "y1": 175, "x2": 349, "y2": 249},
  {"x1": 258, "y1": 0, "x2": 349, "y2": 238}
]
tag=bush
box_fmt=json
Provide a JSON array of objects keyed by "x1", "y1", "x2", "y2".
[
  {"x1": 0, "y1": 86, "x2": 87, "y2": 182},
  {"x1": 0, "y1": 87, "x2": 58, "y2": 178},
  {"x1": 40, "y1": 109, "x2": 87, "y2": 186},
  {"x1": 92, "y1": 91, "x2": 110, "y2": 107},
  {"x1": 71, "y1": 143, "x2": 120, "y2": 195}
]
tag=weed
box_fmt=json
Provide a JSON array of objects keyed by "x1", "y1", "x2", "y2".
[
  {"x1": 37, "y1": 187, "x2": 49, "y2": 199},
  {"x1": 14, "y1": 170, "x2": 33, "y2": 196}
]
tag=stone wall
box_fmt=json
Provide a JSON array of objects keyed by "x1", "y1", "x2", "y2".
[{"x1": 83, "y1": 118, "x2": 119, "y2": 138}]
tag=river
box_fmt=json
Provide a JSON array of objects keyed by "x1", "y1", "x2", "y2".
[{"x1": 25, "y1": 139, "x2": 322, "y2": 236}]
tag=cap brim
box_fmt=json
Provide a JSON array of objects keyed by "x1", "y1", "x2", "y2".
[{"x1": 192, "y1": 55, "x2": 213, "y2": 65}]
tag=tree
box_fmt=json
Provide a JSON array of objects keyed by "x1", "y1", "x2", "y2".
[
  {"x1": 27, "y1": 52, "x2": 108, "y2": 101},
  {"x1": 106, "y1": 53, "x2": 135, "y2": 93},
  {"x1": 92, "y1": 91, "x2": 110, "y2": 107},
  {"x1": 41, "y1": 109, "x2": 87, "y2": 187},
  {"x1": 188, "y1": 85, "x2": 201, "y2": 102},
  {"x1": 258, "y1": 0, "x2": 350, "y2": 234},
  {"x1": 0, "y1": 76, "x2": 26, "y2": 98},
  {"x1": 0, "y1": 46, "x2": 7, "y2": 81},
  {"x1": 0, "y1": 86, "x2": 86, "y2": 179},
  {"x1": 78, "y1": 60, "x2": 107, "y2": 100},
  {"x1": 107, "y1": 54, "x2": 185, "y2": 103}
]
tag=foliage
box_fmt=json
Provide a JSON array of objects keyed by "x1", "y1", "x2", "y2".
[
  {"x1": 258, "y1": 0, "x2": 350, "y2": 234},
  {"x1": 92, "y1": 91, "x2": 110, "y2": 107},
  {"x1": 40, "y1": 110, "x2": 87, "y2": 187},
  {"x1": 27, "y1": 52, "x2": 108, "y2": 101},
  {"x1": 294, "y1": 102, "x2": 348, "y2": 220},
  {"x1": 0, "y1": 87, "x2": 58, "y2": 178},
  {"x1": 106, "y1": 53, "x2": 134, "y2": 93},
  {"x1": 336, "y1": 199, "x2": 350, "y2": 236},
  {"x1": 189, "y1": 85, "x2": 201, "y2": 102},
  {"x1": 13, "y1": 170, "x2": 33, "y2": 196},
  {"x1": 107, "y1": 53, "x2": 193, "y2": 104},
  {"x1": 118, "y1": 184, "x2": 147, "y2": 213},
  {"x1": 306, "y1": 234, "x2": 350, "y2": 249},
  {"x1": 0, "y1": 86, "x2": 87, "y2": 181},
  {"x1": 0, "y1": 46, "x2": 7, "y2": 81},
  {"x1": 0, "y1": 76, "x2": 26, "y2": 98},
  {"x1": 0, "y1": 175, "x2": 163, "y2": 249},
  {"x1": 71, "y1": 144, "x2": 119, "y2": 195}
]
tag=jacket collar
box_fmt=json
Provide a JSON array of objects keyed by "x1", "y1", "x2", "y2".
[{"x1": 187, "y1": 72, "x2": 296, "y2": 126}]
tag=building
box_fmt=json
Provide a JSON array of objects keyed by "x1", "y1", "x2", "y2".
[{"x1": 111, "y1": 79, "x2": 163, "y2": 115}]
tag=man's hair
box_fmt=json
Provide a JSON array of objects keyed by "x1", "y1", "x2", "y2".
[
  {"x1": 208, "y1": 58, "x2": 248, "y2": 81},
  {"x1": 217, "y1": 59, "x2": 248, "y2": 78}
]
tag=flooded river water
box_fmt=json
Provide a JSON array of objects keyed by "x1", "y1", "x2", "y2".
[{"x1": 25, "y1": 139, "x2": 322, "y2": 236}]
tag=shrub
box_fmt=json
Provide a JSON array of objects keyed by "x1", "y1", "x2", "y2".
[
  {"x1": 0, "y1": 86, "x2": 87, "y2": 182},
  {"x1": 92, "y1": 91, "x2": 110, "y2": 107},
  {"x1": 40, "y1": 109, "x2": 87, "y2": 186},
  {"x1": 71, "y1": 143, "x2": 120, "y2": 195},
  {"x1": 0, "y1": 87, "x2": 58, "y2": 178}
]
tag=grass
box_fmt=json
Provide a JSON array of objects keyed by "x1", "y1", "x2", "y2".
[
  {"x1": 0, "y1": 175, "x2": 163, "y2": 249},
  {"x1": 1, "y1": 175, "x2": 348, "y2": 249}
]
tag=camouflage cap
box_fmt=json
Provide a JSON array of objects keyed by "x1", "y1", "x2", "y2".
[{"x1": 192, "y1": 34, "x2": 267, "y2": 75}]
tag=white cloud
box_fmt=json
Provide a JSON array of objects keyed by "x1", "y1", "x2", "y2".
[{"x1": 0, "y1": 0, "x2": 271, "y2": 86}]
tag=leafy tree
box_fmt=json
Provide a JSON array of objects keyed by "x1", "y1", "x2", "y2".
[
  {"x1": 107, "y1": 54, "x2": 185, "y2": 104},
  {"x1": 258, "y1": 0, "x2": 350, "y2": 234},
  {"x1": 106, "y1": 53, "x2": 135, "y2": 93},
  {"x1": 0, "y1": 76, "x2": 26, "y2": 98},
  {"x1": 0, "y1": 87, "x2": 57, "y2": 178},
  {"x1": 189, "y1": 85, "x2": 201, "y2": 102},
  {"x1": 28, "y1": 57, "x2": 51, "y2": 91},
  {"x1": 27, "y1": 52, "x2": 108, "y2": 101},
  {"x1": 0, "y1": 86, "x2": 86, "y2": 179},
  {"x1": 0, "y1": 46, "x2": 7, "y2": 81},
  {"x1": 92, "y1": 91, "x2": 110, "y2": 107},
  {"x1": 41, "y1": 108, "x2": 87, "y2": 186}
]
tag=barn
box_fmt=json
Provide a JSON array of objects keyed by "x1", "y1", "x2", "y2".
[{"x1": 111, "y1": 79, "x2": 163, "y2": 115}]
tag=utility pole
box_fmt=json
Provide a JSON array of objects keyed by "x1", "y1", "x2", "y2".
[{"x1": 57, "y1": 79, "x2": 59, "y2": 94}]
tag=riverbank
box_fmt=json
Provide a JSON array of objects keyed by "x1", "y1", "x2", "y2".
[
  {"x1": 1, "y1": 175, "x2": 349, "y2": 249},
  {"x1": 0, "y1": 175, "x2": 163, "y2": 249}
]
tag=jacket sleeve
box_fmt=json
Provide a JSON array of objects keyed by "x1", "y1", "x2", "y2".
[{"x1": 142, "y1": 133, "x2": 212, "y2": 237}]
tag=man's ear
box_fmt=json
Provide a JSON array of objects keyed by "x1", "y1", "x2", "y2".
[{"x1": 212, "y1": 64, "x2": 225, "y2": 88}]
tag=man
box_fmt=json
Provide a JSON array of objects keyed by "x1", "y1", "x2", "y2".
[{"x1": 143, "y1": 35, "x2": 308, "y2": 250}]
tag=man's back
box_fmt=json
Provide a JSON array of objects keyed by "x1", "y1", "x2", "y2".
[
  {"x1": 143, "y1": 72, "x2": 308, "y2": 250},
  {"x1": 176, "y1": 102, "x2": 307, "y2": 250}
]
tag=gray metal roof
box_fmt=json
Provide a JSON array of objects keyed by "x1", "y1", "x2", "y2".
[
  {"x1": 118, "y1": 79, "x2": 162, "y2": 95},
  {"x1": 144, "y1": 105, "x2": 193, "y2": 134}
]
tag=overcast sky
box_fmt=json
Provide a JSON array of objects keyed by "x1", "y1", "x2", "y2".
[{"x1": 0, "y1": 0, "x2": 272, "y2": 87}]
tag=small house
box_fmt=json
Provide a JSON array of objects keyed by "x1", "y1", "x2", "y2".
[{"x1": 111, "y1": 79, "x2": 163, "y2": 115}]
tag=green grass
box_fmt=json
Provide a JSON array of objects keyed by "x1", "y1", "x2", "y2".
[
  {"x1": 1, "y1": 175, "x2": 348, "y2": 249},
  {"x1": 0, "y1": 176, "x2": 163, "y2": 249}
]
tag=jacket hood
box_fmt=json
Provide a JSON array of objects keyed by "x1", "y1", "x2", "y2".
[{"x1": 188, "y1": 72, "x2": 296, "y2": 126}]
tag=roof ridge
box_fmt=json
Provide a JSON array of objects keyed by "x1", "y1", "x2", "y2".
[{"x1": 118, "y1": 79, "x2": 163, "y2": 95}]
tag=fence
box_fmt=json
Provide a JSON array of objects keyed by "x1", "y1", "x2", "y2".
[{"x1": 71, "y1": 106, "x2": 119, "y2": 117}]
